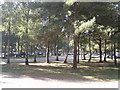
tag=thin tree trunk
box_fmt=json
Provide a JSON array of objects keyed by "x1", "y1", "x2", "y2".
[
  {"x1": 46, "y1": 41, "x2": 50, "y2": 63},
  {"x1": 99, "y1": 38, "x2": 102, "y2": 62},
  {"x1": 25, "y1": 2, "x2": 30, "y2": 65},
  {"x1": 20, "y1": 45, "x2": 23, "y2": 53},
  {"x1": 25, "y1": 50, "x2": 29, "y2": 65},
  {"x1": 104, "y1": 39, "x2": 107, "y2": 62},
  {"x1": 111, "y1": 43, "x2": 113, "y2": 60},
  {"x1": 83, "y1": 48, "x2": 86, "y2": 60},
  {"x1": 31, "y1": 45, "x2": 33, "y2": 55},
  {"x1": 88, "y1": 34, "x2": 92, "y2": 62},
  {"x1": 7, "y1": 22, "x2": 10, "y2": 64},
  {"x1": 64, "y1": 35, "x2": 69, "y2": 63},
  {"x1": 18, "y1": 41, "x2": 20, "y2": 52},
  {"x1": 77, "y1": 42, "x2": 80, "y2": 63},
  {"x1": 56, "y1": 45, "x2": 59, "y2": 61},
  {"x1": 73, "y1": 35, "x2": 77, "y2": 69},
  {"x1": 4, "y1": 45, "x2": 7, "y2": 58},
  {"x1": 11, "y1": 45, "x2": 14, "y2": 57},
  {"x1": 34, "y1": 46, "x2": 37, "y2": 63},
  {"x1": 83, "y1": 53, "x2": 86, "y2": 60},
  {"x1": 25, "y1": 33, "x2": 29, "y2": 65},
  {"x1": 64, "y1": 53, "x2": 68, "y2": 63},
  {"x1": 73, "y1": 2, "x2": 78, "y2": 69},
  {"x1": 56, "y1": 35, "x2": 59, "y2": 61},
  {"x1": 81, "y1": 47, "x2": 82, "y2": 60},
  {"x1": 77, "y1": 40, "x2": 80, "y2": 63},
  {"x1": 113, "y1": 42, "x2": 117, "y2": 65}
]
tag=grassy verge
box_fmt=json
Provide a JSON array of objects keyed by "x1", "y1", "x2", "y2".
[
  {"x1": 2, "y1": 55, "x2": 46, "y2": 59},
  {"x1": 29, "y1": 55, "x2": 46, "y2": 58}
]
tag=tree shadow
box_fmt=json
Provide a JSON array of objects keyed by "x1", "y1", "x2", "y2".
[
  {"x1": 76, "y1": 62, "x2": 119, "y2": 80},
  {"x1": 2, "y1": 64, "x2": 95, "y2": 83},
  {"x1": 2, "y1": 61, "x2": 119, "y2": 82}
]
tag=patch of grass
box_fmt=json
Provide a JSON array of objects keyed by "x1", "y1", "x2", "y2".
[
  {"x1": 2, "y1": 62, "x2": 120, "y2": 81},
  {"x1": 6, "y1": 55, "x2": 46, "y2": 59},
  {"x1": 2, "y1": 64, "x2": 27, "y2": 72}
]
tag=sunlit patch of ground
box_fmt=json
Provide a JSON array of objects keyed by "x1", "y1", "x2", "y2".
[{"x1": 0, "y1": 61, "x2": 6, "y2": 65}]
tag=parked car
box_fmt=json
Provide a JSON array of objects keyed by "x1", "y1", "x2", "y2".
[
  {"x1": 13, "y1": 52, "x2": 21, "y2": 57},
  {"x1": 38, "y1": 52, "x2": 44, "y2": 55},
  {"x1": 116, "y1": 52, "x2": 120, "y2": 58},
  {"x1": 106, "y1": 52, "x2": 120, "y2": 58},
  {"x1": 68, "y1": 52, "x2": 74, "y2": 55},
  {"x1": 91, "y1": 54, "x2": 99, "y2": 58},
  {"x1": 35, "y1": 52, "x2": 44, "y2": 55},
  {"x1": 20, "y1": 52, "x2": 25, "y2": 57},
  {"x1": 106, "y1": 54, "x2": 112, "y2": 58},
  {"x1": 0, "y1": 53, "x2": 5, "y2": 58}
]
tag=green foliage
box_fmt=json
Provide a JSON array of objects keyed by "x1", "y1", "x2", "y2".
[
  {"x1": 65, "y1": 0, "x2": 76, "y2": 6},
  {"x1": 1, "y1": 2, "x2": 119, "y2": 65},
  {"x1": 74, "y1": 17, "x2": 96, "y2": 36}
]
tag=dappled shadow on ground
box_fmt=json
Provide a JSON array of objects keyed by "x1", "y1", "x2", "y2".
[
  {"x1": 2, "y1": 61, "x2": 119, "y2": 82},
  {"x1": 2, "y1": 64, "x2": 93, "y2": 82},
  {"x1": 77, "y1": 62, "x2": 119, "y2": 80}
]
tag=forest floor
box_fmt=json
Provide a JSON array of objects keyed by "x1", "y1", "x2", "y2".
[{"x1": 1, "y1": 58, "x2": 120, "y2": 88}]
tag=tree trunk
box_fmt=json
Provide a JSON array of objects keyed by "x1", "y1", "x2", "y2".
[
  {"x1": 83, "y1": 48, "x2": 86, "y2": 60},
  {"x1": 83, "y1": 54, "x2": 86, "y2": 60},
  {"x1": 113, "y1": 42, "x2": 117, "y2": 65},
  {"x1": 4, "y1": 45, "x2": 7, "y2": 58},
  {"x1": 99, "y1": 38, "x2": 102, "y2": 62},
  {"x1": 56, "y1": 35, "x2": 59, "y2": 61},
  {"x1": 7, "y1": 22, "x2": 10, "y2": 64},
  {"x1": 111, "y1": 43, "x2": 113, "y2": 60},
  {"x1": 46, "y1": 41, "x2": 50, "y2": 63},
  {"x1": 64, "y1": 53, "x2": 68, "y2": 63},
  {"x1": 20, "y1": 45, "x2": 23, "y2": 53},
  {"x1": 77, "y1": 38, "x2": 80, "y2": 63},
  {"x1": 104, "y1": 39, "x2": 107, "y2": 62},
  {"x1": 73, "y1": 35, "x2": 77, "y2": 69},
  {"x1": 64, "y1": 35, "x2": 69, "y2": 63},
  {"x1": 30, "y1": 45, "x2": 33, "y2": 55},
  {"x1": 88, "y1": 34, "x2": 92, "y2": 62},
  {"x1": 25, "y1": 2, "x2": 30, "y2": 65},
  {"x1": 25, "y1": 34, "x2": 29, "y2": 65},
  {"x1": 18, "y1": 41, "x2": 20, "y2": 52},
  {"x1": 25, "y1": 50, "x2": 29, "y2": 65},
  {"x1": 81, "y1": 47, "x2": 82, "y2": 60},
  {"x1": 56, "y1": 45, "x2": 59, "y2": 61},
  {"x1": 25, "y1": 27, "x2": 29, "y2": 65},
  {"x1": 11, "y1": 45, "x2": 14, "y2": 57},
  {"x1": 34, "y1": 49, "x2": 36, "y2": 63},
  {"x1": 73, "y1": 2, "x2": 78, "y2": 69}
]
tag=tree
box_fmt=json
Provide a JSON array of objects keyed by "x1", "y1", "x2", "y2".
[
  {"x1": 73, "y1": 17, "x2": 96, "y2": 68},
  {"x1": 1, "y1": 2, "x2": 16, "y2": 64},
  {"x1": 102, "y1": 26, "x2": 112, "y2": 62},
  {"x1": 92, "y1": 25, "x2": 105, "y2": 62},
  {"x1": 19, "y1": 2, "x2": 31, "y2": 65}
]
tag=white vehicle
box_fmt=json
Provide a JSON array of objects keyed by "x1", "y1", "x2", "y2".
[
  {"x1": 91, "y1": 54, "x2": 99, "y2": 58},
  {"x1": 116, "y1": 52, "x2": 120, "y2": 58},
  {"x1": 0, "y1": 53, "x2": 5, "y2": 57}
]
